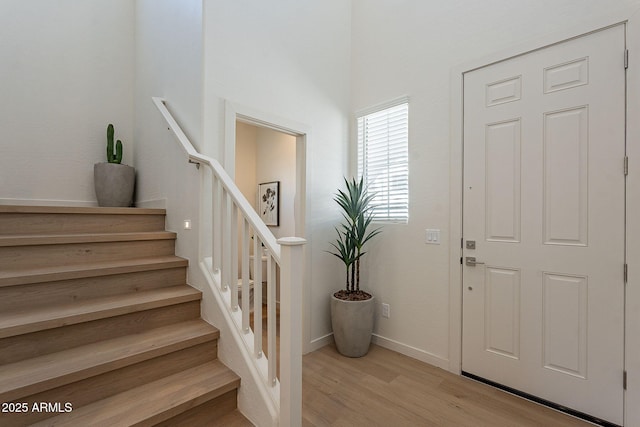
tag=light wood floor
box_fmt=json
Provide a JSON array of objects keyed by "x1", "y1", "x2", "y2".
[
  {"x1": 253, "y1": 309, "x2": 589, "y2": 425},
  {"x1": 302, "y1": 344, "x2": 592, "y2": 427}
]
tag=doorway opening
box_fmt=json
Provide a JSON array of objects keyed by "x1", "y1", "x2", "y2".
[
  {"x1": 224, "y1": 101, "x2": 311, "y2": 351},
  {"x1": 224, "y1": 102, "x2": 307, "y2": 241},
  {"x1": 234, "y1": 121, "x2": 298, "y2": 240}
]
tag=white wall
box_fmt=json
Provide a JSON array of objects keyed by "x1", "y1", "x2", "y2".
[
  {"x1": 133, "y1": 3, "x2": 210, "y2": 398},
  {"x1": 0, "y1": 0, "x2": 134, "y2": 206},
  {"x1": 134, "y1": 0, "x2": 209, "y2": 260},
  {"x1": 203, "y1": 0, "x2": 352, "y2": 355},
  {"x1": 351, "y1": 0, "x2": 640, "y2": 368}
]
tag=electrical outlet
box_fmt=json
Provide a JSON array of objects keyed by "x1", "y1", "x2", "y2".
[
  {"x1": 382, "y1": 303, "x2": 390, "y2": 318},
  {"x1": 184, "y1": 220, "x2": 192, "y2": 230}
]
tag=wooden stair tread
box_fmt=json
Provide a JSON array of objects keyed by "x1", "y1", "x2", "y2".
[
  {"x1": 29, "y1": 361, "x2": 239, "y2": 427},
  {"x1": 0, "y1": 286, "x2": 201, "y2": 339},
  {"x1": 0, "y1": 256, "x2": 188, "y2": 287},
  {"x1": 0, "y1": 320, "x2": 219, "y2": 402},
  {"x1": 0, "y1": 206, "x2": 244, "y2": 423},
  {"x1": 0, "y1": 206, "x2": 166, "y2": 215},
  {"x1": 0, "y1": 231, "x2": 176, "y2": 247}
]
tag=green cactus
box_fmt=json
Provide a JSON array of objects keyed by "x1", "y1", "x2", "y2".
[{"x1": 106, "y1": 123, "x2": 123, "y2": 164}]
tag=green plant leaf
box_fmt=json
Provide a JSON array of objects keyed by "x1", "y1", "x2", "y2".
[{"x1": 328, "y1": 176, "x2": 383, "y2": 291}]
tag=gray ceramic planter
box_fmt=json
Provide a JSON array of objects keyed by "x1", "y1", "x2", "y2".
[
  {"x1": 94, "y1": 162, "x2": 135, "y2": 207},
  {"x1": 331, "y1": 294, "x2": 375, "y2": 357}
]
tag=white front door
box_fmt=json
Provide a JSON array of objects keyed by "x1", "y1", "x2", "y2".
[{"x1": 462, "y1": 25, "x2": 626, "y2": 425}]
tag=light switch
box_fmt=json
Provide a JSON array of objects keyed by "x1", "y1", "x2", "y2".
[{"x1": 425, "y1": 229, "x2": 440, "y2": 244}]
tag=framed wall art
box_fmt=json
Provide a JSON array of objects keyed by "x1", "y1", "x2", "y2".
[{"x1": 258, "y1": 181, "x2": 280, "y2": 226}]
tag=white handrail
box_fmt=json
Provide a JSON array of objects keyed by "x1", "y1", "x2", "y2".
[
  {"x1": 152, "y1": 97, "x2": 281, "y2": 263},
  {"x1": 152, "y1": 97, "x2": 304, "y2": 426}
]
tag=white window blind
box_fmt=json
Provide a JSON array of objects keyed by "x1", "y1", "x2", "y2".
[{"x1": 357, "y1": 100, "x2": 409, "y2": 223}]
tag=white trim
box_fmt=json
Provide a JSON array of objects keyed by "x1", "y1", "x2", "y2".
[
  {"x1": 452, "y1": 9, "x2": 633, "y2": 75},
  {"x1": 625, "y1": 8, "x2": 640, "y2": 427},
  {"x1": 355, "y1": 95, "x2": 410, "y2": 118},
  {"x1": 224, "y1": 101, "x2": 237, "y2": 177},
  {"x1": 309, "y1": 333, "x2": 334, "y2": 353},
  {"x1": 225, "y1": 100, "x2": 310, "y2": 175},
  {"x1": 372, "y1": 334, "x2": 449, "y2": 370},
  {"x1": 0, "y1": 198, "x2": 96, "y2": 207},
  {"x1": 310, "y1": 331, "x2": 449, "y2": 369},
  {"x1": 135, "y1": 198, "x2": 167, "y2": 209},
  {"x1": 449, "y1": 55, "x2": 464, "y2": 375}
]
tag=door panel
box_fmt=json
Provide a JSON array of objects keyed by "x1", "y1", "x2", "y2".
[
  {"x1": 485, "y1": 267, "x2": 521, "y2": 359},
  {"x1": 462, "y1": 24, "x2": 625, "y2": 425},
  {"x1": 543, "y1": 106, "x2": 588, "y2": 245},
  {"x1": 486, "y1": 119, "x2": 521, "y2": 242},
  {"x1": 542, "y1": 273, "x2": 588, "y2": 378}
]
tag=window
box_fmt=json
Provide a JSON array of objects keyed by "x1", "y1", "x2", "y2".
[{"x1": 357, "y1": 98, "x2": 409, "y2": 223}]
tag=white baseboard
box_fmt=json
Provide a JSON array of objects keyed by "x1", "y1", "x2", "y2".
[
  {"x1": 371, "y1": 334, "x2": 449, "y2": 370},
  {"x1": 307, "y1": 333, "x2": 333, "y2": 354},
  {"x1": 0, "y1": 198, "x2": 96, "y2": 207},
  {"x1": 307, "y1": 332, "x2": 449, "y2": 370},
  {"x1": 135, "y1": 198, "x2": 167, "y2": 209}
]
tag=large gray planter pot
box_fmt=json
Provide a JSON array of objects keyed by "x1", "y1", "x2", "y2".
[
  {"x1": 94, "y1": 162, "x2": 135, "y2": 207},
  {"x1": 331, "y1": 293, "x2": 375, "y2": 357}
]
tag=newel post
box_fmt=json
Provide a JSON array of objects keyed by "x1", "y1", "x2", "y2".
[{"x1": 277, "y1": 236, "x2": 306, "y2": 427}]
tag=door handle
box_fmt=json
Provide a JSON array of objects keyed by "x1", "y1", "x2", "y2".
[{"x1": 465, "y1": 256, "x2": 485, "y2": 267}]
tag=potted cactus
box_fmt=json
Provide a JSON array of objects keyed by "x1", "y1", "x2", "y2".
[{"x1": 94, "y1": 124, "x2": 135, "y2": 207}]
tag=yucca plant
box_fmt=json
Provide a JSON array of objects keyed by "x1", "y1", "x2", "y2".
[{"x1": 328, "y1": 176, "x2": 381, "y2": 297}]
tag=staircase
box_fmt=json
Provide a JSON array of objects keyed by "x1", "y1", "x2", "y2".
[{"x1": 0, "y1": 206, "x2": 251, "y2": 426}]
